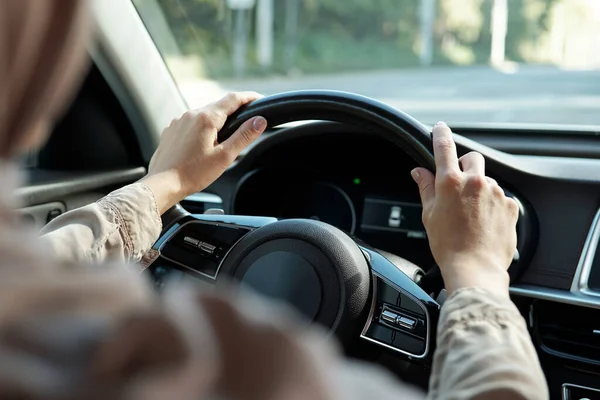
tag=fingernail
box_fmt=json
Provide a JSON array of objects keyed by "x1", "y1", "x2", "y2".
[
  {"x1": 435, "y1": 121, "x2": 447, "y2": 127},
  {"x1": 411, "y1": 168, "x2": 420, "y2": 181},
  {"x1": 253, "y1": 116, "x2": 267, "y2": 131}
]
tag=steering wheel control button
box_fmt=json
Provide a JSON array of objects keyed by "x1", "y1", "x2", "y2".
[
  {"x1": 396, "y1": 315, "x2": 417, "y2": 330},
  {"x1": 182, "y1": 235, "x2": 217, "y2": 255},
  {"x1": 199, "y1": 242, "x2": 216, "y2": 254},
  {"x1": 183, "y1": 236, "x2": 200, "y2": 247},
  {"x1": 380, "y1": 305, "x2": 418, "y2": 332},
  {"x1": 381, "y1": 309, "x2": 399, "y2": 325}
]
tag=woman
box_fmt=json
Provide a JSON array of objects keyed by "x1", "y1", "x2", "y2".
[{"x1": 1, "y1": 1, "x2": 547, "y2": 399}]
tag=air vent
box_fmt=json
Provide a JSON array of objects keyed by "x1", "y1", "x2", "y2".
[{"x1": 535, "y1": 300, "x2": 600, "y2": 365}]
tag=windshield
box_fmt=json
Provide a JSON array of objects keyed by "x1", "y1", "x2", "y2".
[{"x1": 134, "y1": 0, "x2": 600, "y2": 126}]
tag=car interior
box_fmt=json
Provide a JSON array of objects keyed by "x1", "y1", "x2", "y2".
[{"x1": 18, "y1": 1, "x2": 600, "y2": 399}]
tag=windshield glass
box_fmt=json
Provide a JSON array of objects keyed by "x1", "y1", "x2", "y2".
[{"x1": 133, "y1": 0, "x2": 600, "y2": 126}]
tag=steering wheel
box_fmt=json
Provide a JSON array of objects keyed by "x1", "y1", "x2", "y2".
[{"x1": 154, "y1": 90, "x2": 441, "y2": 362}]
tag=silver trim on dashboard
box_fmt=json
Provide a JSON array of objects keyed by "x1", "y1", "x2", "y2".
[
  {"x1": 510, "y1": 285, "x2": 600, "y2": 310},
  {"x1": 360, "y1": 272, "x2": 430, "y2": 359},
  {"x1": 562, "y1": 383, "x2": 600, "y2": 400},
  {"x1": 570, "y1": 207, "x2": 600, "y2": 297}
]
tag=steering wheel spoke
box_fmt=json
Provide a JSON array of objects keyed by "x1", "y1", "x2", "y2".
[
  {"x1": 152, "y1": 213, "x2": 277, "y2": 281},
  {"x1": 359, "y1": 247, "x2": 440, "y2": 360}
]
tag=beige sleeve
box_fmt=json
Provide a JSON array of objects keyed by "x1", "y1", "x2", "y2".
[
  {"x1": 427, "y1": 288, "x2": 548, "y2": 400},
  {"x1": 38, "y1": 183, "x2": 162, "y2": 264}
]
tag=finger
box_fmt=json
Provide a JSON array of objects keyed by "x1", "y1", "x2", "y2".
[
  {"x1": 432, "y1": 121, "x2": 460, "y2": 173},
  {"x1": 485, "y1": 177, "x2": 498, "y2": 186},
  {"x1": 218, "y1": 116, "x2": 267, "y2": 159},
  {"x1": 507, "y1": 196, "x2": 521, "y2": 219},
  {"x1": 214, "y1": 91, "x2": 263, "y2": 115},
  {"x1": 459, "y1": 151, "x2": 485, "y2": 175},
  {"x1": 411, "y1": 167, "x2": 436, "y2": 209}
]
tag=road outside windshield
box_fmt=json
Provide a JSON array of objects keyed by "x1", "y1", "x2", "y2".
[{"x1": 135, "y1": 0, "x2": 600, "y2": 126}]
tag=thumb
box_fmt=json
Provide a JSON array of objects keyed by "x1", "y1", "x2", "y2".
[
  {"x1": 220, "y1": 116, "x2": 267, "y2": 157},
  {"x1": 411, "y1": 167, "x2": 435, "y2": 208}
]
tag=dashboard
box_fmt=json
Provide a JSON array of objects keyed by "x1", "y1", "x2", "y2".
[
  {"x1": 233, "y1": 131, "x2": 434, "y2": 269},
  {"x1": 227, "y1": 124, "x2": 535, "y2": 281}
]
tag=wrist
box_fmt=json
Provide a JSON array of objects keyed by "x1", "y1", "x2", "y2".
[
  {"x1": 139, "y1": 171, "x2": 184, "y2": 214},
  {"x1": 440, "y1": 259, "x2": 510, "y2": 298}
]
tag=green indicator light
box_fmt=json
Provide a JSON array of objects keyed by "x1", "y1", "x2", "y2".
[{"x1": 353, "y1": 178, "x2": 361, "y2": 185}]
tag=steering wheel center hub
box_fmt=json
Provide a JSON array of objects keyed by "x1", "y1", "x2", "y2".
[
  {"x1": 218, "y1": 219, "x2": 371, "y2": 336},
  {"x1": 239, "y1": 244, "x2": 325, "y2": 321}
]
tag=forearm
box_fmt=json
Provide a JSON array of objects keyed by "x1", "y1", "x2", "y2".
[
  {"x1": 427, "y1": 288, "x2": 548, "y2": 399},
  {"x1": 39, "y1": 183, "x2": 162, "y2": 264}
]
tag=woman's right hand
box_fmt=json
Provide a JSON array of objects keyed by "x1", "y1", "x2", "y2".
[
  {"x1": 411, "y1": 122, "x2": 520, "y2": 298},
  {"x1": 140, "y1": 92, "x2": 267, "y2": 214}
]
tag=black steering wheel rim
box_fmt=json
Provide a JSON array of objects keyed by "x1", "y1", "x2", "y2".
[
  {"x1": 157, "y1": 90, "x2": 442, "y2": 361},
  {"x1": 219, "y1": 90, "x2": 436, "y2": 172}
]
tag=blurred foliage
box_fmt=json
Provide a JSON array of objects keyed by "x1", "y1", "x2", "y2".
[
  {"x1": 505, "y1": 0, "x2": 559, "y2": 62},
  {"x1": 152, "y1": 0, "x2": 585, "y2": 79},
  {"x1": 299, "y1": 0, "x2": 419, "y2": 44},
  {"x1": 281, "y1": 0, "x2": 421, "y2": 72},
  {"x1": 435, "y1": 0, "x2": 491, "y2": 64}
]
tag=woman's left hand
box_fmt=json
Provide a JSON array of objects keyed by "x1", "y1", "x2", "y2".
[{"x1": 140, "y1": 92, "x2": 267, "y2": 214}]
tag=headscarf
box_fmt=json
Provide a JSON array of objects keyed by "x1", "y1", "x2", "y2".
[{"x1": 0, "y1": 0, "x2": 90, "y2": 157}]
